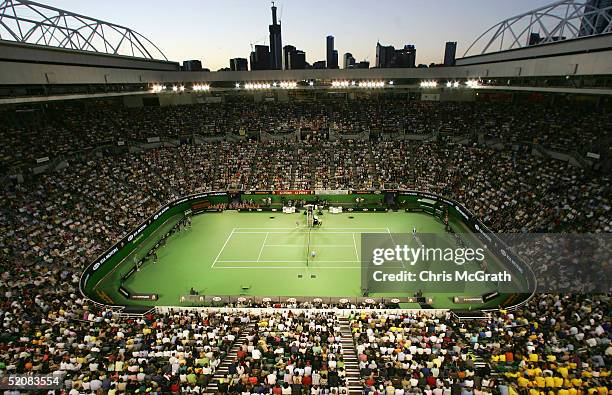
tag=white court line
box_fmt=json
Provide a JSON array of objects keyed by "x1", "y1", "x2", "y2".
[
  {"x1": 352, "y1": 233, "x2": 360, "y2": 261},
  {"x1": 214, "y1": 266, "x2": 361, "y2": 269},
  {"x1": 211, "y1": 228, "x2": 235, "y2": 268},
  {"x1": 256, "y1": 232, "x2": 269, "y2": 262},
  {"x1": 234, "y1": 231, "x2": 389, "y2": 234},
  {"x1": 386, "y1": 228, "x2": 404, "y2": 269},
  {"x1": 265, "y1": 244, "x2": 355, "y2": 247},
  {"x1": 217, "y1": 260, "x2": 361, "y2": 263},
  {"x1": 233, "y1": 227, "x2": 390, "y2": 230}
]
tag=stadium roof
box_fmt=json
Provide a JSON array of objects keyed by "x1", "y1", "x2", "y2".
[
  {"x1": 0, "y1": 0, "x2": 167, "y2": 60},
  {"x1": 464, "y1": 0, "x2": 612, "y2": 57}
]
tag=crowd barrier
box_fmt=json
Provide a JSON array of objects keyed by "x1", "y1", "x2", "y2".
[
  {"x1": 80, "y1": 189, "x2": 536, "y2": 310},
  {"x1": 177, "y1": 295, "x2": 434, "y2": 306},
  {"x1": 155, "y1": 306, "x2": 452, "y2": 318}
]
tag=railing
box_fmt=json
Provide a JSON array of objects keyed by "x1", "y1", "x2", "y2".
[
  {"x1": 79, "y1": 188, "x2": 537, "y2": 312},
  {"x1": 464, "y1": 0, "x2": 612, "y2": 57},
  {"x1": 0, "y1": 0, "x2": 167, "y2": 60}
]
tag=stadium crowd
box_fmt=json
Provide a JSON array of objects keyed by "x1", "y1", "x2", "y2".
[
  {"x1": 1, "y1": 100, "x2": 609, "y2": 166},
  {"x1": 211, "y1": 311, "x2": 350, "y2": 395},
  {"x1": 0, "y1": 100, "x2": 610, "y2": 394},
  {"x1": 351, "y1": 294, "x2": 610, "y2": 395}
]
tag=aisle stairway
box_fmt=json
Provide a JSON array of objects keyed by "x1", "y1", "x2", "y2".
[
  {"x1": 204, "y1": 322, "x2": 256, "y2": 394},
  {"x1": 204, "y1": 318, "x2": 363, "y2": 395},
  {"x1": 339, "y1": 317, "x2": 363, "y2": 395}
]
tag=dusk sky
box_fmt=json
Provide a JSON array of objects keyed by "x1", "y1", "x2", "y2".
[{"x1": 42, "y1": 0, "x2": 553, "y2": 69}]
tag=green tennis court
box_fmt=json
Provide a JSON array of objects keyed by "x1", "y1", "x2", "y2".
[{"x1": 94, "y1": 211, "x2": 509, "y2": 309}]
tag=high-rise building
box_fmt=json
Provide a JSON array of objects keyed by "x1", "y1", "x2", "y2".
[
  {"x1": 230, "y1": 58, "x2": 248, "y2": 71},
  {"x1": 376, "y1": 42, "x2": 416, "y2": 68},
  {"x1": 312, "y1": 60, "x2": 326, "y2": 69},
  {"x1": 250, "y1": 45, "x2": 270, "y2": 70},
  {"x1": 375, "y1": 42, "x2": 395, "y2": 68},
  {"x1": 182, "y1": 60, "x2": 202, "y2": 71},
  {"x1": 580, "y1": 0, "x2": 612, "y2": 36},
  {"x1": 283, "y1": 45, "x2": 296, "y2": 70},
  {"x1": 343, "y1": 52, "x2": 356, "y2": 69},
  {"x1": 528, "y1": 32, "x2": 566, "y2": 46},
  {"x1": 528, "y1": 32, "x2": 542, "y2": 46},
  {"x1": 268, "y1": 2, "x2": 282, "y2": 70},
  {"x1": 326, "y1": 35, "x2": 338, "y2": 69},
  {"x1": 283, "y1": 45, "x2": 306, "y2": 69},
  {"x1": 443, "y1": 42, "x2": 457, "y2": 66},
  {"x1": 355, "y1": 60, "x2": 370, "y2": 69},
  {"x1": 288, "y1": 50, "x2": 306, "y2": 70},
  {"x1": 393, "y1": 45, "x2": 416, "y2": 68}
]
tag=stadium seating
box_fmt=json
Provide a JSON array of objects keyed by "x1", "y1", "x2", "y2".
[
  {"x1": 0, "y1": 100, "x2": 610, "y2": 394},
  {"x1": 350, "y1": 294, "x2": 610, "y2": 395},
  {"x1": 1, "y1": 100, "x2": 610, "y2": 166}
]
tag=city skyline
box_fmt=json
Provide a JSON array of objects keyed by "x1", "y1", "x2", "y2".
[{"x1": 40, "y1": 0, "x2": 554, "y2": 70}]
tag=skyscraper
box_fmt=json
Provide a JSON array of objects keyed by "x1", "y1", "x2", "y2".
[
  {"x1": 375, "y1": 42, "x2": 395, "y2": 68},
  {"x1": 394, "y1": 45, "x2": 416, "y2": 68},
  {"x1": 230, "y1": 58, "x2": 248, "y2": 71},
  {"x1": 283, "y1": 45, "x2": 296, "y2": 70},
  {"x1": 443, "y1": 42, "x2": 457, "y2": 66},
  {"x1": 269, "y1": 2, "x2": 282, "y2": 70},
  {"x1": 580, "y1": 0, "x2": 612, "y2": 36},
  {"x1": 528, "y1": 33, "x2": 542, "y2": 46},
  {"x1": 288, "y1": 50, "x2": 306, "y2": 70},
  {"x1": 250, "y1": 45, "x2": 270, "y2": 70},
  {"x1": 376, "y1": 42, "x2": 416, "y2": 68},
  {"x1": 182, "y1": 60, "x2": 202, "y2": 71},
  {"x1": 326, "y1": 35, "x2": 338, "y2": 69},
  {"x1": 283, "y1": 45, "x2": 306, "y2": 70},
  {"x1": 343, "y1": 52, "x2": 356, "y2": 69}
]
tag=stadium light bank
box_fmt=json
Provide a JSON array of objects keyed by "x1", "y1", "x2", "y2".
[
  {"x1": 420, "y1": 80, "x2": 481, "y2": 89},
  {"x1": 192, "y1": 84, "x2": 211, "y2": 91},
  {"x1": 150, "y1": 84, "x2": 165, "y2": 93},
  {"x1": 236, "y1": 81, "x2": 298, "y2": 90},
  {"x1": 331, "y1": 80, "x2": 389, "y2": 88},
  {"x1": 420, "y1": 80, "x2": 438, "y2": 88}
]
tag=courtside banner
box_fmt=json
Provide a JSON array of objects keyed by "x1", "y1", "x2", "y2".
[
  {"x1": 352, "y1": 190, "x2": 381, "y2": 194},
  {"x1": 273, "y1": 190, "x2": 313, "y2": 195},
  {"x1": 80, "y1": 191, "x2": 228, "y2": 294},
  {"x1": 315, "y1": 189, "x2": 350, "y2": 195}
]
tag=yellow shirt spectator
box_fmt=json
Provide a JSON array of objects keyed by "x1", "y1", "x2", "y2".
[
  {"x1": 571, "y1": 378, "x2": 582, "y2": 387},
  {"x1": 518, "y1": 376, "x2": 530, "y2": 388}
]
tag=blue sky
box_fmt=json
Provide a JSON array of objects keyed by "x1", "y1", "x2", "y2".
[{"x1": 42, "y1": 0, "x2": 553, "y2": 69}]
